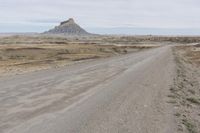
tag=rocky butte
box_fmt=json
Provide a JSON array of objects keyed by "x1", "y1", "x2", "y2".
[{"x1": 44, "y1": 18, "x2": 91, "y2": 36}]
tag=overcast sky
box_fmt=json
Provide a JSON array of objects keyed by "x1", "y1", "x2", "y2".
[{"x1": 0, "y1": 0, "x2": 200, "y2": 34}]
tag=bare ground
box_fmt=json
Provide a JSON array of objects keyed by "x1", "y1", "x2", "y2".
[
  {"x1": 171, "y1": 46, "x2": 200, "y2": 133},
  {"x1": 0, "y1": 46, "x2": 176, "y2": 133},
  {"x1": 1, "y1": 35, "x2": 200, "y2": 133},
  {"x1": 0, "y1": 37, "x2": 154, "y2": 76}
]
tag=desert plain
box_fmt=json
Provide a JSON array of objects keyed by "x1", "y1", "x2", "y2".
[{"x1": 0, "y1": 35, "x2": 200, "y2": 133}]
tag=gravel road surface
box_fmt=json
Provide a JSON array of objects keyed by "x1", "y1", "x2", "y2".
[{"x1": 0, "y1": 46, "x2": 176, "y2": 133}]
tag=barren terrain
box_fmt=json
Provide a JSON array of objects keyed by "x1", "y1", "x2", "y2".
[
  {"x1": 0, "y1": 36, "x2": 154, "y2": 76},
  {"x1": 170, "y1": 45, "x2": 200, "y2": 133},
  {"x1": 0, "y1": 35, "x2": 200, "y2": 133}
]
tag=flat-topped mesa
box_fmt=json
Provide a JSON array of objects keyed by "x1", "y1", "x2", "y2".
[{"x1": 60, "y1": 18, "x2": 75, "y2": 25}]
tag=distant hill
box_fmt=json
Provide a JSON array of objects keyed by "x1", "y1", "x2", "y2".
[{"x1": 44, "y1": 18, "x2": 91, "y2": 36}]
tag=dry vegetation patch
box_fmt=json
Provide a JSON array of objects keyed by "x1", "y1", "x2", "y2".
[
  {"x1": 0, "y1": 36, "x2": 154, "y2": 76},
  {"x1": 177, "y1": 45, "x2": 200, "y2": 64},
  {"x1": 170, "y1": 46, "x2": 200, "y2": 133}
]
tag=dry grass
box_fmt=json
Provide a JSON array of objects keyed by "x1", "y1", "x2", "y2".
[
  {"x1": 176, "y1": 45, "x2": 200, "y2": 65},
  {"x1": 182, "y1": 119, "x2": 196, "y2": 133},
  {"x1": 1, "y1": 35, "x2": 200, "y2": 45},
  {"x1": 0, "y1": 35, "x2": 155, "y2": 76},
  {"x1": 171, "y1": 46, "x2": 200, "y2": 133},
  {"x1": 186, "y1": 97, "x2": 200, "y2": 105}
]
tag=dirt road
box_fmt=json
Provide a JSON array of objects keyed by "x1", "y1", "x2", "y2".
[{"x1": 0, "y1": 46, "x2": 176, "y2": 133}]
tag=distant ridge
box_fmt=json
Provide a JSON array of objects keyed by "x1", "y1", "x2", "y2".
[{"x1": 44, "y1": 18, "x2": 91, "y2": 36}]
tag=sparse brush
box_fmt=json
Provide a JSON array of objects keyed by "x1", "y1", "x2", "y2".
[
  {"x1": 186, "y1": 97, "x2": 200, "y2": 105},
  {"x1": 182, "y1": 119, "x2": 197, "y2": 133}
]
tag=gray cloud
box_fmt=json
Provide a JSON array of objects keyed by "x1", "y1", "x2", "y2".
[{"x1": 0, "y1": 0, "x2": 200, "y2": 33}]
